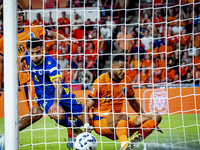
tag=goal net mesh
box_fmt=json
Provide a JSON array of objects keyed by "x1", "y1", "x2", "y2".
[{"x1": 2, "y1": 0, "x2": 200, "y2": 149}]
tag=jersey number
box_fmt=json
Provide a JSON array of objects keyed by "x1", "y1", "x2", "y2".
[{"x1": 18, "y1": 44, "x2": 25, "y2": 54}]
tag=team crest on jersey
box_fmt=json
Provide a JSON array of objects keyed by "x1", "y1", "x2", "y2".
[
  {"x1": 28, "y1": 32, "x2": 35, "y2": 38},
  {"x1": 122, "y1": 87, "x2": 127, "y2": 96},
  {"x1": 91, "y1": 87, "x2": 95, "y2": 94},
  {"x1": 48, "y1": 61, "x2": 51, "y2": 65}
]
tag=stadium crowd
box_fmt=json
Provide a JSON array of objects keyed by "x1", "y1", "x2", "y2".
[{"x1": 1, "y1": 0, "x2": 200, "y2": 90}]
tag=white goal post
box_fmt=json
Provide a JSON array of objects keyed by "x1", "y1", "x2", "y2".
[{"x1": 3, "y1": 0, "x2": 19, "y2": 149}]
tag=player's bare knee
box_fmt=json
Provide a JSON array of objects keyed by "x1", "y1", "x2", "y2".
[
  {"x1": 31, "y1": 106, "x2": 43, "y2": 120},
  {"x1": 0, "y1": 55, "x2": 3, "y2": 63},
  {"x1": 155, "y1": 112, "x2": 162, "y2": 124},
  {"x1": 53, "y1": 114, "x2": 65, "y2": 121}
]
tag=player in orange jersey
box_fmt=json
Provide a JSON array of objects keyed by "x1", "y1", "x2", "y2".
[
  {"x1": 0, "y1": 4, "x2": 77, "y2": 133},
  {"x1": 83, "y1": 55, "x2": 163, "y2": 150}
]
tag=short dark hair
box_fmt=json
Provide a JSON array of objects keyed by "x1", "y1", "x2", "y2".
[
  {"x1": 26, "y1": 37, "x2": 43, "y2": 49},
  {"x1": 112, "y1": 55, "x2": 128, "y2": 63}
]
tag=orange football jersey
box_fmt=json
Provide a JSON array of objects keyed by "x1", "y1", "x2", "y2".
[
  {"x1": 88, "y1": 72, "x2": 135, "y2": 115},
  {"x1": 0, "y1": 26, "x2": 47, "y2": 84}
]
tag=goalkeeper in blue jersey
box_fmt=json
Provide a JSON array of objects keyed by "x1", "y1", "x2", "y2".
[{"x1": 19, "y1": 37, "x2": 85, "y2": 135}]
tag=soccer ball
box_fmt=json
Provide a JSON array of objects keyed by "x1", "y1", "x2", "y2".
[
  {"x1": 0, "y1": 134, "x2": 5, "y2": 150},
  {"x1": 74, "y1": 132, "x2": 97, "y2": 150}
]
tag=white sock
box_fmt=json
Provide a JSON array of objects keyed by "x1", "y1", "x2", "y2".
[{"x1": 121, "y1": 141, "x2": 128, "y2": 148}]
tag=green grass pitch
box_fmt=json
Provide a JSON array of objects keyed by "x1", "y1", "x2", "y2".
[{"x1": 0, "y1": 114, "x2": 200, "y2": 150}]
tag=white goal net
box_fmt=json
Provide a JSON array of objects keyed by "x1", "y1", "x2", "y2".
[{"x1": 1, "y1": 0, "x2": 200, "y2": 150}]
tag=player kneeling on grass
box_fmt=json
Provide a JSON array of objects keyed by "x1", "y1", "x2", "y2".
[
  {"x1": 19, "y1": 37, "x2": 85, "y2": 141},
  {"x1": 83, "y1": 55, "x2": 163, "y2": 150}
]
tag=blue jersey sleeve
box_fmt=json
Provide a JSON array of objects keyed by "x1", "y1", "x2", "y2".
[{"x1": 46, "y1": 56, "x2": 61, "y2": 82}]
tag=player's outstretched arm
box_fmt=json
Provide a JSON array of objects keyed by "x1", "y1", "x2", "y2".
[
  {"x1": 46, "y1": 30, "x2": 77, "y2": 45},
  {"x1": 128, "y1": 95, "x2": 145, "y2": 114},
  {"x1": 83, "y1": 98, "x2": 95, "y2": 133},
  {"x1": 48, "y1": 77, "x2": 65, "y2": 119}
]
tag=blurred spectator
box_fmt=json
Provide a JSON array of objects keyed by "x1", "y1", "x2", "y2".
[
  {"x1": 180, "y1": 9, "x2": 187, "y2": 27},
  {"x1": 159, "y1": 39, "x2": 173, "y2": 57},
  {"x1": 85, "y1": 42, "x2": 97, "y2": 69},
  {"x1": 149, "y1": 62, "x2": 161, "y2": 83},
  {"x1": 115, "y1": 0, "x2": 129, "y2": 9},
  {"x1": 131, "y1": 54, "x2": 142, "y2": 68},
  {"x1": 58, "y1": 53, "x2": 69, "y2": 70},
  {"x1": 116, "y1": 26, "x2": 134, "y2": 54},
  {"x1": 32, "y1": 13, "x2": 45, "y2": 26},
  {"x1": 142, "y1": 53, "x2": 152, "y2": 68},
  {"x1": 117, "y1": 26, "x2": 134, "y2": 53},
  {"x1": 159, "y1": 23, "x2": 171, "y2": 37},
  {"x1": 45, "y1": 41, "x2": 60, "y2": 58},
  {"x1": 64, "y1": 26, "x2": 70, "y2": 38},
  {"x1": 141, "y1": 29, "x2": 153, "y2": 51},
  {"x1": 100, "y1": 22, "x2": 111, "y2": 52},
  {"x1": 167, "y1": 8, "x2": 178, "y2": 27},
  {"x1": 161, "y1": 64, "x2": 175, "y2": 82},
  {"x1": 194, "y1": 9, "x2": 200, "y2": 26},
  {"x1": 146, "y1": 18, "x2": 159, "y2": 37},
  {"x1": 71, "y1": 13, "x2": 83, "y2": 30},
  {"x1": 194, "y1": 49, "x2": 200, "y2": 70},
  {"x1": 132, "y1": 40, "x2": 145, "y2": 57},
  {"x1": 72, "y1": 45, "x2": 84, "y2": 69},
  {"x1": 101, "y1": 23, "x2": 111, "y2": 39},
  {"x1": 182, "y1": 72, "x2": 193, "y2": 84},
  {"x1": 85, "y1": 18, "x2": 94, "y2": 32},
  {"x1": 172, "y1": 21, "x2": 184, "y2": 34},
  {"x1": 155, "y1": 33, "x2": 165, "y2": 48},
  {"x1": 168, "y1": 29, "x2": 178, "y2": 47},
  {"x1": 185, "y1": 12, "x2": 193, "y2": 33},
  {"x1": 66, "y1": 0, "x2": 70, "y2": 8},
  {"x1": 126, "y1": 62, "x2": 138, "y2": 82},
  {"x1": 58, "y1": 11, "x2": 70, "y2": 30},
  {"x1": 46, "y1": 18, "x2": 55, "y2": 31},
  {"x1": 173, "y1": 42, "x2": 180, "y2": 50},
  {"x1": 173, "y1": 73, "x2": 180, "y2": 84},
  {"x1": 62, "y1": 64, "x2": 74, "y2": 84},
  {"x1": 179, "y1": 61, "x2": 189, "y2": 80},
  {"x1": 106, "y1": 15, "x2": 117, "y2": 37},
  {"x1": 92, "y1": 30, "x2": 106, "y2": 54},
  {"x1": 194, "y1": 26, "x2": 200, "y2": 48},
  {"x1": 187, "y1": 41, "x2": 197, "y2": 57},
  {"x1": 73, "y1": 25, "x2": 84, "y2": 40},
  {"x1": 153, "y1": 10, "x2": 164, "y2": 29},
  {"x1": 146, "y1": 42, "x2": 159, "y2": 59},
  {"x1": 22, "y1": 13, "x2": 29, "y2": 26},
  {"x1": 72, "y1": 63, "x2": 94, "y2": 89},
  {"x1": 140, "y1": 68, "x2": 149, "y2": 83},
  {"x1": 156, "y1": 53, "x2": 166, "y2": 68},
  {"x1": 192, "y1": 66, "x2": 200, "y2": 84},
  {"x1": 106, "y1": 15, "x2": 116, "y2": 30},
  {"x1": 180, "y1": 29, "x2": 190, "y2": 48},
  {"x1": 181, "y1": 51, "x2": 192, "y2": 66},
  {"x1": 172, "y1": 50, "x2": 180, "y2": 71},
  {"x1": 53, "y1": 1, "x2": 57, "y2": 8}
]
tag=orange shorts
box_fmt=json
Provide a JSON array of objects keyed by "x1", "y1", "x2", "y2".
[
  {"x1": 19, "y1": 79, "x2": 38, "y2": 110},
  {"x1": 92, "y1": 114, "x2": 139, "y2": 140},
  {"x1": 92, "y1": 114, "x2": 116, "y2": 140}
]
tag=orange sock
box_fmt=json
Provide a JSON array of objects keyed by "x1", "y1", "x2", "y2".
[
  {"x1": 116, "y1": 120, "x2": 128, "y2": 144},
  {"x1": 137, "y1": 119, "x2": 158, "y2": 139},
  {"x1": 128, "y1": 116, "x2": 138, "y2": 136}
]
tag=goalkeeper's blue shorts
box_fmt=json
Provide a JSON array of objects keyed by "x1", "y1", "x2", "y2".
[{"x1": 38, "y1": 94, "x2": 83, "y2": 117}]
